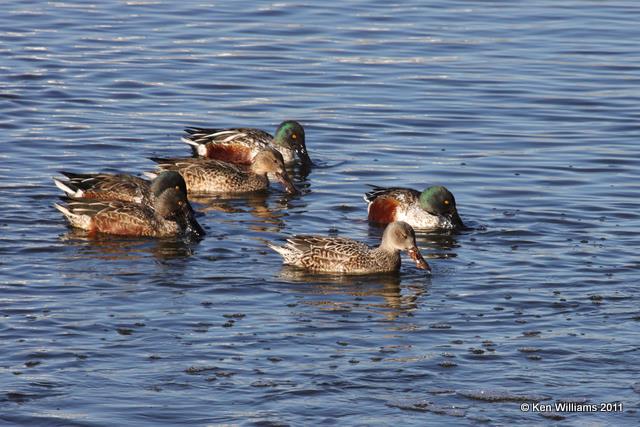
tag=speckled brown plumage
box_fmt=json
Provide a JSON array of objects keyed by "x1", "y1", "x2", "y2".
[
  {"x1": 182, "y1": 120, "x2": 311, "y2": 167},
  {"x1": 268, "y1": 221, "x2": 430, "y2": 274},
  {"x1": 54, "y1": 174, "x2": 205, "y2": 238},
  {"x1": 55, "y1": 172, "x2": 152, "y2": 204},
  {"x1": 151, "y1": 157, "x2": 268, "y2": 193},
  {"x1": 55, "y1": 200, "x2": 179, "y2": 237},
  {"x1": 54, "y1": 171, "x2": 190, "y2": 206},
  {"x1": 150, "y1": 149, "x2": 297, "y2": 194}
]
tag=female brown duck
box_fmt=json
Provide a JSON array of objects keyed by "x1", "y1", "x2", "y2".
[{"x1": 268, "y1": 221, "x2": 429, "y2": 274}]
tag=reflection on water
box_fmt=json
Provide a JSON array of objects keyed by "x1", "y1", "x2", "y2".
[
  {"x1": 191, "y1": 191, "x2": 290, "y2": 216},
  {"x1": 59, "y1": 229, "x2": 198, "y2": 260},
  {"x1": 277, "y1": 266, "x2": 428, "y2": 321},
  {"x1": 2, "y1": 0, "x2": 640, "y2": 424},
  {"x1": 416, "y1": 230, "x2": 462, "y2": 260},
  {"x1": 190, "y1": 191, "x2": 295, "y2": 233},
  {"x1": 366, "y1": 224, "x2": 462, "y2": 261},
  {"x1": 289, "y1": 163, "x2": 313, "y2": 185}
]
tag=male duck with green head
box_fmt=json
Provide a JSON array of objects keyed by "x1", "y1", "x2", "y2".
[
  {"x1": 182, "y1": 120, "x2": 312, "y2": 168},
  {"x1": 364, "y1": 185, "x2": 464, "y2": 230}
]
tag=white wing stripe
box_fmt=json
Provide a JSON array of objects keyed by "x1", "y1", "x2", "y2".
[
  {"x1": 221, "y1": 133, "x2": 247, "y2": 143},
  {"x1": 208, "y1": 130, "x2": 236, "y2": 137}
]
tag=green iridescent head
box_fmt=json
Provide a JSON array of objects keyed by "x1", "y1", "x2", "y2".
[
  {"x1": 419, "y1": 186, "x2": 464, "y2": 228},
  {"x1": 274, "y1": 120, "x2": 311, "y2": 166},
  {"x1": 152, "y1": 171, "x2": 205, "y2": 237},
  {"x1": 150, "y1": 171, "x2": 188, "y2": 197}
]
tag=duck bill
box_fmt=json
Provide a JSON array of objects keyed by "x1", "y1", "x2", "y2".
[
  {"x1": 449, "y1": 209, "x2": 465, "y2": 229},
  {"x1": 180, "y1": 203, "x2": 206, "y2": 237},
  {"x1": 408, "y1": 246, "x2": 430, "y2": 271},
  {"x1": 275, "y1": 172, "x2": 298, "y2": 194},
  {"x1": 295, "y1": 145, "x2": 313, "y2": 168}
]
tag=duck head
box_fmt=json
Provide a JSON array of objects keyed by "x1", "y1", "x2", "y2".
[
  {"x1": 419, "y1": 185, "x2": 464, "y2": 229},
  {"x1": 251, "y1": 149, "x2": 298, "y2": 194},
  {"x1": 153, "y1": 172, "x2": 205, "y2": 237},
  {"x1": 274, "y1": 120, "x2": 312, "y2": 168},
  {"x1": 382, "y1": 221, "x2": 430, "y2": 271}
]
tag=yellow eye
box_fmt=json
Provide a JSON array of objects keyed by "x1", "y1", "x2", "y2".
[
  {"x1": 178, "y1": 200, "x2": 184, "y2": 206},
  {"x1": 291, "y1": 134, "x2": 297, "y2": 139},
  {"x1": 443, "y1": 200, "x2": 450, "y2": 205},
  {"x1": 175, "y1": 185, "x2": 180, "y2": 190}
]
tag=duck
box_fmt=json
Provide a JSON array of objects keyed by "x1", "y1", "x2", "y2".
[
  {"x1": 149, "y1": 149, "x2": 297, "y2": 195},
  {"x1": 182, "y1": 120, "x2": 311, "y2": 168},
  {"x1": 268, "y1": 221, "x2": 430, "y2": 274},
  {"x1": 364, "y1": 185, "x2": 464, "y2": 230},
  {"x1": 53, "y1": 170, "x2": 188, "y2": 205},
  {"x1": 54, "y1": 172, "x2": 205, "y2": 238}
]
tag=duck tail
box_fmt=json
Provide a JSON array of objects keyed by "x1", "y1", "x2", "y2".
[
  {"x1": 53, "y1": 202, "x2": 72, "y2": 217},
  {"x1": 53, "y1": 177, "x2": 84, "y2": 198},
  {"x1": 54, "y1": 202, "x2": 90, "y2": 229},
  {"x1": 363, "y1": 184, "x2": 387, "y2": 203},
  {"x1": 267, "y1": 242, "x2": 290, "y2": 258},
  {"x1": 182, "y1": 129, "x2": 208, "y2": 157}
]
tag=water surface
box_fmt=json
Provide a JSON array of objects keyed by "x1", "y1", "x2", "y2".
[{"x1": 1, "y1": 1, "x2": 639, "y2": 425}]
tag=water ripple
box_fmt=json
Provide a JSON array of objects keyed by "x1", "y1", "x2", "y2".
[{"x1": 1, "y1": 0, "x2": 639, "y2": 425}]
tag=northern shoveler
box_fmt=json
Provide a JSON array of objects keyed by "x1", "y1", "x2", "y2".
[
  {"x1": 268, "y1": 221, "x2": 430, "y2": 274},
  {"x1": 182, "y1": 120, "x2": 311, "y2": 168},
  {"x1": 364, "y1": 185, "x2": 464, "y2": 230},
  {"x1": 53, "y1": 170, "x2": 188, "y2": 205},
  {"x1": 149, "y1": 149, "x2": 297, "y2": 194},
  {"x1": 54, "y1": 172, "x2": 205, "y2": 238}
]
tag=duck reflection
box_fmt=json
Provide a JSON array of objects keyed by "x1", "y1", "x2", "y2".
[
  {"x1": 60, "y1": 228, "x2": 199, "y2": 261},
  {"x1": 189, "y1": 191, "x2": 299, "y2": 233},
  {"x1": 288, "y1": 162, "x2": 313, "y2": 184},
  {"x1": 415, "y1": 230, "x2": 461, "y2": 258},
  {"x1": 277, "y1": 267, "x2": 429, "y2": 321},
  {"x1": 367, "y1": 225, "x2": 462, "y2": 261}
]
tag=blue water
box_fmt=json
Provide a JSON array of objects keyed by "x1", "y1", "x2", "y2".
[{"x1": 1, "y1": 1, "x2": 640, "y2": 425}]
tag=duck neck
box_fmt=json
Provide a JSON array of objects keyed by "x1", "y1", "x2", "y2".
[
  {"x1": 377, "y1": 228, "x2": 399, "y2": 253},
  {"x1": 245, "y1": 170, "x2": 269, "y2": 190},
  {"x1": 375, "y1": 238, "x2": 399, "y2": 256},
  {"x1": 371, "y1": 242, "x2": 401, "y2": 271},
  {"x1": 249, "y1": 162, "x2": 268, "y2": 177},
  {"x1": 273, "y1": 128, "x2": 288, "y2": 148}
]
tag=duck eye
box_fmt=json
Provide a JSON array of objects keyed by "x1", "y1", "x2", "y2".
[
  {"x1": 291, "y1": 133, "x2": 297, "y2": 139},
  {"x1": 443, "y1": 199, "x2": 450, "y2": 205}
]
